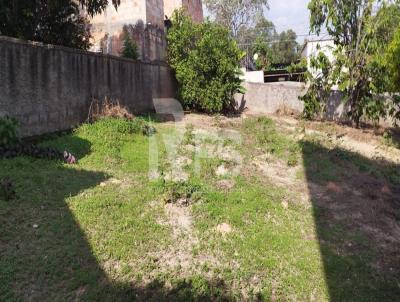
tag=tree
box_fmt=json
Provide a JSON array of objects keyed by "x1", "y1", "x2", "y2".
[
  {"x1": 204, "y1": 0, "x2": 269, "y2": 39},
  {"x1": 304, "y1": 0, "x2": 400, "y2": 126},
  {"x1": 167, "y1": 9, "x2": 244, "y2": 113},
  {"x1": 386, "y1": 27, "x2": 400, "y2": 91},
  {"x1": 252, "y1": 27, "x2": 300, "y2": 70},
  {"x1": 0, "y1": 0, "x2": 120, "y2": 49},
  {"x1": 78, "y1": 0, "x2": 120, "y2": 16},
  {"x1": 273, "y1": 30, "x2": 299, "y2": 64},
  {"x1": 120, "y1": 25, "x2": 139, "y2": 60},
  {"x1": 381, "y1": 24, "x2": 400, "y2": 122}
]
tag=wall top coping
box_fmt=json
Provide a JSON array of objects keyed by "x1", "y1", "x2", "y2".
[{"x1": 0, "y1": 35, "x2": 169, "y2": 67}]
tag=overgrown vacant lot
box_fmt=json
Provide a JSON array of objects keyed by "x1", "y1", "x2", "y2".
[{"x1": 1, "y1": 114, "x2": 399, "y2": 301}]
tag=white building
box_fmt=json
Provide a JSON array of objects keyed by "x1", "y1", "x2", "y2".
[
  {"x1": 301, "y1": 38, "x2": 335, "y2": 73},
  {"x1": 301, "y1": 38, "x2": 341, "y2": 90}
]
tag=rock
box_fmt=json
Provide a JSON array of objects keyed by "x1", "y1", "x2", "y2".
[{"x1": 33, "y1": 224, "x2": 39, "y2": 229}]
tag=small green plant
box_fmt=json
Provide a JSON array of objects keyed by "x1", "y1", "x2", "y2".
[
  {"x1": 287, "y1": 152, "x2": 299, "y2": 167},
  {"x1": 163, "y1": 181, "x2": 202, "y2": 204},
  {"x1": 382, "y1": 131, "x2": 400, "y2": 149},
  {"x1": 183, "y1": 124, "x2": 195, "y2": 145},
  {"x1": 243, "y1": 117, "x2": 301, "y2": 163},
  {"x1": 0, "y1": 178, "x2": 16, "y2": 201},
  {"x1": 300, "y1": 51, "x2": 332, "y2": 120},
  {"x1": 121, "y1": 25, "x2": 139, "y2": 60},
  {"x1": 0, "y1": 116, "x2": 19, "y2": 146}
]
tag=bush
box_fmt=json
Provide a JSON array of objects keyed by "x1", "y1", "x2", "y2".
[
  {"x1": 167, "y1": 10, "x2": 244, "y2": 113},
  {"x1": 0, "y1": 116, "x2": 19, "y2": 146},
  {"x1": 121, "y1": 25, "x2": 139, "y2": 60},
  {"x1": 88, "y1": 97, "x2": 134, "y2": 122}
]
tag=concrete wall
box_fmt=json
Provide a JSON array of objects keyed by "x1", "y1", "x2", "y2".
[
  {"x1": 0, "y1": 36, "x2": 176, "y2": 137},
  {"x1": 241, "y1": 70, "x2": 264, "y2": 83},
  {"x1": 237, "y1": 81, "x2": 347, "y2": 120},
  {"x1": 239, "y1": 82, "x2": 307, "y2": 114}
]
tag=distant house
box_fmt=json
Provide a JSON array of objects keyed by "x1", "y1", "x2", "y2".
[{"x1": 301, "y1": 38, "x2": 335, "y2": 74}]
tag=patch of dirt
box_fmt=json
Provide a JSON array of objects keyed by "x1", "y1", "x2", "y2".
[
  {"x1": 164, "y1": 203, "x2": 193, "y2": 236},
  {"x1": 215, "y1": 165, "x2": 229, "y2": 177},
  {"x1": 159, "y1": 113, "x2": 400, "y2": 282},
  {"x1": 100, "y1": 178, "x2": 122, "y2": 187},
  {"x1": 326, "y1": 181, "x2": 343, "y2": 193},
  {"x1": 163, "y1": 155, "x2": 191, "y2": 182},
  {"x1": 153, "y1": 200, "x2": 220, "y2": 275},
  {"x1": 99, "y1": 177, "x2": 135, "y2": 190},
  {"x1": 251, "y1": 153, "x2": 299, "y2": 187},
  {"x1": 216, "y1": 179, "x2": 235, "y2": 191},
  {"x1": 270, "y1": 114, "x2": 400, "y2": 164},
  {"x1": 216, "y1": 223, "x2": 232, "y2": 234},
  {"x1": 306, "y1": 171, "x2": 400, "y2": 276},
  {"x1": 183, "y1": 113, "x2": 243, "y2": 130}
]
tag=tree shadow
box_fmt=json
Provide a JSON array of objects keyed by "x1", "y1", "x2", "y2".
[
  {"x1": 0, "y1": 135, "x2": 235, "y2": 301},
  {"x1": 301, "y1": 141, "x2": 400, "y2": 301},
  {"x1": 386, "y1": 127, "x2": 400, "y2": 148}
]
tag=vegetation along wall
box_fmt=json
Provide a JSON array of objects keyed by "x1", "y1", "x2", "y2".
[{"x1": 0, "y1": 36, "x2": 176, "y2": 137}]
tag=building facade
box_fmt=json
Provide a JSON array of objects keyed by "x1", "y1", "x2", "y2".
[
  {"x1": 164, "y1": 0, "x2": 203, "y2": 23},
  {"x1": 87, "y1": 0, "x2": 203, "y2": 61}
]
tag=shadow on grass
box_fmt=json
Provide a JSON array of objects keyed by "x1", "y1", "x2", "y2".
[
  {"x1": 302, "y1": 141, "x2": 400, "y2": 301},
  {"x1": 0, "y1": 135, "x2": 235, "y2": 301}
]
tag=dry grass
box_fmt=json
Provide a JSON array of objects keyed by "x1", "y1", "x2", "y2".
[{"x1": 88, "y1": 97, "x2": 134, "y2": 122}]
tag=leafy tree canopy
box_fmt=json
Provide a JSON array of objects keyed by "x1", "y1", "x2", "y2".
[
  {"x1": 303, "y1": 0, "x2": 400, "y2": 126},
  {"x1": 0, "y1": 0, "x2": 120, "y2": 49},
  {"x1": 167, "y1": 9, "x2": 244, "y2": 113},
  {"x1": 204, "y1": 0, "x2": 269, "y2": 38},
  {"x1": 248, "y1": 17, "x2": 301, "y2": 70}
]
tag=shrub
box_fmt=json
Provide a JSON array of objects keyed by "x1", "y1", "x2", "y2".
[
  {"x1": 0, "y1": 116, "x2": 19, "y2": 146},
  {"x1": 88, "y1": 97, "x2": 134, "y2": 122},
  {"x1": 0, "y1": 178, "x2": 16, "y2": 201},
  {"x1": 121, "y1": 25, "x2": 139, "y2": 60},
  {"x1": 167, "y1": 9, "x2": 244, "y2": 114},
  {"x1": 162, "y1": 181, "x2": 202, "y2": 204}
]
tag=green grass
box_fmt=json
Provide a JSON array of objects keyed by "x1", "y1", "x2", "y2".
[{"x1": 1, "y1": 116, "x2": 399, "y2": 301}]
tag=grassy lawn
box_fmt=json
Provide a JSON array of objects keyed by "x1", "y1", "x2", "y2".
[{"x1": 1, "y1": 115, "x2": 399, "y2": 301}]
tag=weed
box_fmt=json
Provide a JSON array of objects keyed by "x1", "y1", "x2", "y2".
[
  {"x1": 382, "y1": 131, "x2": 400, "y2": 149},
  {"x1": 162, "y1": 180, "x2": 202, "y2": 204},
  {"x1": 88, "y1": 97, "x2": 134, "y2": 122},
  {"x1": 0, "y1": 116, "x2": 19, "y2": 146},
  {"x1": 243, "y1": 117, "x2": 301, "y2": 164},
  {"x1": 183, "y1": 124, "x2": 195, "y2": 145},
  {"x1": 0, "y1": 178, "x2": 16, "y2": 201}
]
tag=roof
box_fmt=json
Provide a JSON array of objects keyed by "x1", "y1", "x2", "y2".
[{"x1": 300, "y1": 37, "x2": 334, "y2": 54}]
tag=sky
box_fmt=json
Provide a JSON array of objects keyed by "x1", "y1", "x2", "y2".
[
  {"x1": 264, "y1": 0, "x2": 311, "y2": 41},
  {"x1": 203, "y1": 0, "x2": 313, "y2": 42}
]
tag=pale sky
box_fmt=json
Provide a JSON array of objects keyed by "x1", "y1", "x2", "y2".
[
  {"x1": 203, "y1": 0, "x2": 313, "y2": 42},
  {"x1": 265, "y1": 0, "x2": 311, "y2": 41}
]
